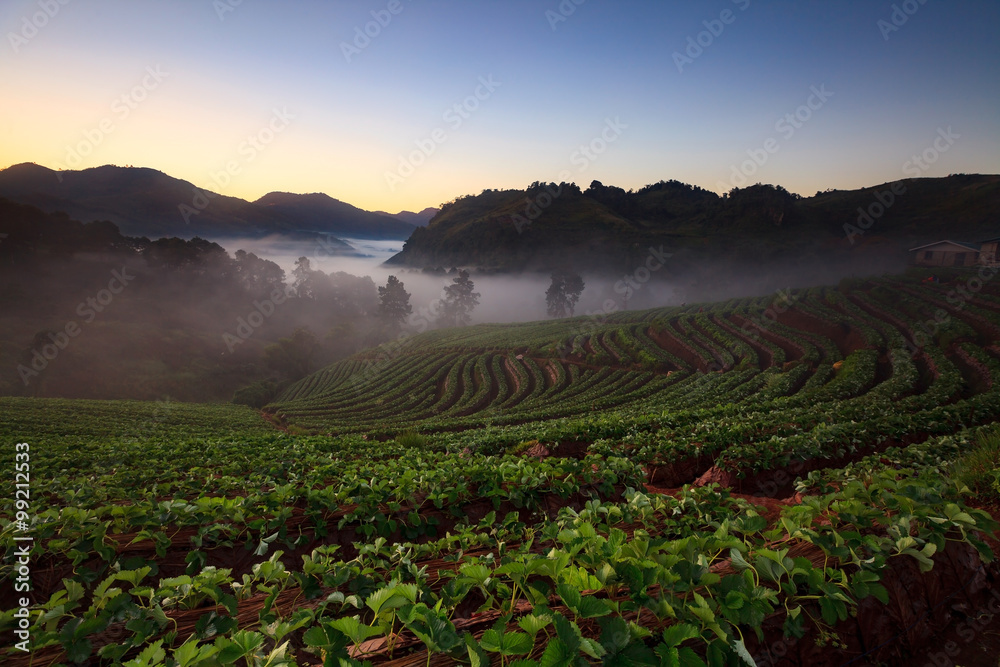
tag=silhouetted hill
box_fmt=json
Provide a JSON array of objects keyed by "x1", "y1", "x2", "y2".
[
  {"x1": 0, "y1": 163, "x2": 282, "y2": 239},
  {"x1": 0, "y1": 163, "x2": 414, "y2": 242},
  {"x1": 374, "y1": 207, "x2": 439, "y2": 227},
  {"x1": 387, "y1": 176, "x2": 1000, "y2": 273},
  {"x1": 255, "y1": 192, "x2": 415, "y2": 240}
]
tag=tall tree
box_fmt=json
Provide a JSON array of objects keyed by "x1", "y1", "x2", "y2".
[
  {"x1": 438, "y1": 270, "x2": 480, "y2": 327},
  {"x1": 378, "y1": 275, "x2": 412, "y2": 331},
  {"x1": 291, "y1": 256, "x2": 317, "y2": 299},
  {"x1": 234, "y1": 249, "x2": 285, "y2": 296},
  {"x1": 546, "y1": 270, "x2": 585, "y2": 318}
]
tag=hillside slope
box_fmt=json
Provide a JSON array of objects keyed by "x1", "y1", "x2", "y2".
[
  {"x1": 271, "y1": 267, "x2": 1000, "y2": 454},
  {"x1": 388, "y1": 176, "x2": 1000, "y2": 272},
  {"x1": 254, "y1": 191, "x2": 415, "y2": 239}
]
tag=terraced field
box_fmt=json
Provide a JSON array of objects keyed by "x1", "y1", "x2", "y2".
[
  {"x1": 4, "y1": 269, "x2": 1000, "y2": 667},
  {"x1": 269, "y1": 272, "x2": 1000, "y2": 490}
]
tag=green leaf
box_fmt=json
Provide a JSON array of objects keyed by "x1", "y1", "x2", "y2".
[
  {"x1": 576, "y1": 595, "x2": 612, "y2": 619},
  {"x1": 465, "y1": 633, "x2": 490, "y2": 667},
  {"x1": 329, "y1": 616, "x2": 381, "y2": 646},
  {"x1": 255, "y1": 531, "x2": 280, "y2": 556},
  {"x1": 677, "y1": 646, "x2": 707, "y2": 667},
  {"x1": 365, "y1": 582, "x2": 418, "y2": 617},
  {"x1": 605, "y1": 641, "x2": 657, "y2": 667},
  {"x1": 552, "y1": 614, "x2": 581, "y2": 654},
  {"x1": 509, "y1": 661, "x2": 540, "y2": 667},
  {"x1": 501, "y1": 632, "x2": 534, "y2": 656},
  {"x1": 660, "y1": 624, "x2": 699, "y2": 648},
  {"x1": 729, "y1": 549, "x2": 751, "y2": 572},
  {"x1": 579, "y1": 637, "x2": 606, "y2": 660},
  {"x1": 869, "y1": 583, "x2": 890, "y2": 604},
  {"x1": 303, "y1": 622, "x2": 349, "y2": 654},
  {"x1": 63, "y1": 638, "x2": 93, "y2": 665},
  {"x1": 172, "y1": 640, "x2": 220, "y2": 667},
  {"x1": 556, "y1": 583, "x2": 582, "y2": 610},
  {"x1": 818, "y1": 597, "x2": 839, "y2": 626},
  {"x1": 460, "y1": 563, "x2": 492, "y2": 584},
  {"x1": 119, "y1": 567, "x2": 152, "y2": 587},
  {"x1": 539, "y1": 637, "x2": 573, "y2": 667},
  {"x1": 124, "y1": 639, "x2": 165, "y2": 667},
  {"x1": 655, "y1": 645, "x2": 679, "y2": 667},
  {"x1": 519, "y1": 613, "x2": 553, "y2": 637},
  {"x1": 261, "y1": 640, "x2": 293, "y2": 667},
  {"x1": 481, "y1": 628, "x2": 504, "y2": 653},
  {"x1": 62, "y1": 578, "x2": 86, "y2": 604}
]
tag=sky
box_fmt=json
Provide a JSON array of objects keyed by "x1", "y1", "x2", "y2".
[{"x1": 1, "y1": 0, "x2": 998, "y2": 213}]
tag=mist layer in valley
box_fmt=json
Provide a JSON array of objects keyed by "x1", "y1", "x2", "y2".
[
  {"x1": 0, "y1": 196, "x2": 908, "y2": 405},
  {"x1": 220, "y1": 234, "x2": 908, "y2": 326}
]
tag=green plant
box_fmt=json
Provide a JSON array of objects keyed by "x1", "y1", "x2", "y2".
[
  {"x1": 951, "y1": 426, "x2": 1000, "y2": 500},
  {"x1": 396, "y1": 430, "x2": 430, "y2": 448}
]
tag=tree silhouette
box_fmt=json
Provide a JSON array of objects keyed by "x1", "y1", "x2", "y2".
[
  {"x1": 291, "y1": 256, "x2": 317, "y2": 299},
  {"x1": 438, "y1": 270, "x2": 480, "y2": 327},
  {"x1": 546, "y1": 270, "x2": 585, "y2": 318},
  {"x1": 378, "y1": 275, "x2": 412, "y2": 332}
]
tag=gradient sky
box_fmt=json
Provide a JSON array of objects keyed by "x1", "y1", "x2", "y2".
[{"x1": 2, "y1": 0, "x2": 998, "y2": 212}]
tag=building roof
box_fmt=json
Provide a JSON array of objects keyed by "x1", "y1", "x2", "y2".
[
  {"x1": 978, "y1": 236, "x2": 1000, "y2": 243},
  {"x1": 908, "y1": 240, "x2": 982, "y2": 252}
]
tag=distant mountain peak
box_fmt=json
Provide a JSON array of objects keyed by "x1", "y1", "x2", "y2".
[
  {"x1": 256, "y1": 191, "x2": 337, "y2": 205},
  {"x1": 0, "y1": 164, "x2": 416, "y2": 241},
  {"x1": 374, "y1": 207, "x2": 439, "y2": 227}
]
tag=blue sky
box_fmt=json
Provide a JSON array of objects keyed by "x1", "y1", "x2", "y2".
[{"x1": 2, "y1": 0, "x2": 997, "y2": 211}]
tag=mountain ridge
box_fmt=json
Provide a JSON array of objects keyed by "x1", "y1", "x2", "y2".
[
  {"x1": 0, "y1": 163, "x2": 417, "y2": 242},
  {"x1": 374, "y1": 207, "x2": 439, "y2": 227},
  {"x1": 387, "y1": 175, "x2": 1000, "y2": 273}
]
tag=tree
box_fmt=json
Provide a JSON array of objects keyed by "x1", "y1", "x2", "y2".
[
  {"x1": 291, "y1": 257, "x2": 318, "y2": 299},
  {"x1": 378, "y1": 275, "x2": 412, "y2": 331},
  {"x1": 234, "y1": 249, "x2": 285, "y2": 296},
  {"x1": 437, "y1": 270, "x2": 480, "y2": 327},
  {"x1": 264, "y1": 327, "x2": 320, "y2": 380},
  {"x1": 546, "y1": 270, "x2": 585, "y2": 318}
]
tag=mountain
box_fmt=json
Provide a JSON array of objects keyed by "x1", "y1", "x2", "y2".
[
  {"x1": 0, "y1": 162, "x2": 280, "y2": 239},
  {"x1": 374, "y1": 207, "x2": 439, "y2": 227},
  {"x1": 0, "y1": 163, "x2": 413, "y2": 242},
  {"x1": 387, "y1": 176, "x2": 1000, "y2": 273},
  {"x1": 254, "y1": 192, "x2": 415, "y2": 240}
]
